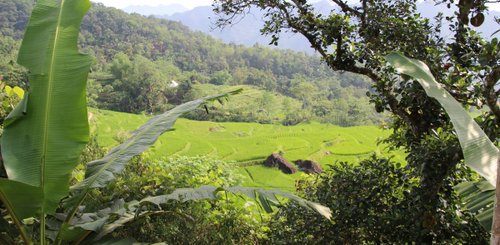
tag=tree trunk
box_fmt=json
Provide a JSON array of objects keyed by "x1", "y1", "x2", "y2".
[{"x1": 491, "y1": 158, "x2": 500, "y2": 244}]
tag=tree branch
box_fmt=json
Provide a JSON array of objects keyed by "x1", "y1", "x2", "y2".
[
  {"x1": 330, "y1": 0, "x2": 362, "y2": 17},
  {"x1": 484, "y1": 66, "x2": 500, "y2": 125}
]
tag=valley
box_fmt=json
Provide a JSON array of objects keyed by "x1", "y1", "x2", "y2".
[{"x1": 91, "y1": 108, "x2": 402, "y2": 191}]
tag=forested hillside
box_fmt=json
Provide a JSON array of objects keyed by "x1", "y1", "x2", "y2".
[{"x1": 0, "y1": 0, "x2": 383, "y2": 126}]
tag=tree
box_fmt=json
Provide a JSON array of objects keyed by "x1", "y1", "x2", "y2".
[
  {"x1": 209, "y1": 70, "x2": 233, "y2": 85},
  {"x1": 213, "y1": 0, "x2": 499, "y2": 242},
  {"x1": 386, "y1": 52, "x2": 499, "y2": 244},
  {"x1": 267, "y1": 156, "x2": 488, "y2": 244}
]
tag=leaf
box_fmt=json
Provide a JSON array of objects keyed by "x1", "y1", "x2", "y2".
[
  {"x1": 12, "y1": 86, "x2": 24, "y2": 98},
  {"x1": 0, "y1": 0, "x2": 92, "y2": 219},
  {"x1": 57, "y1": 199, "x2": 126, "y2": 241},
  {"x1": 90, "y1": 185, "x2": 331, "y2": 240},
  {"x1": 0, "y1": 179, "x2": 42, "y2": 220},
  {"x1": 93, "y1": 238, "x2": 138, "y2": 245},
  {"x1": 3, "y1": 86, "x2": 12, "y2": 96},
  {"x1": 3, "y1": 94, "x2": 28, "y2": 128},
  {"x1": 65, "y1": 90, "x2": 242, "y2": 216},
  {"x1": 140, "y1": 185, "x2": 332, "y2": 219},
  {"x1": 455, "y1": 180, "x2": 495, "y2": 231},
  {"x1": 385, "y1": 52, "x2": 499, "y2": 186},
  {"x1": 140, "y1": 186, "x2": 219, "y2": 204}
]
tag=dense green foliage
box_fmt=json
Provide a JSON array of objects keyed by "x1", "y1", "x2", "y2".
[
  {"x1": 0, "y1": 81, "x2": 22, "y2": 135},
  {"x1": 85, "y1": 155, "x2": 266, "y2": 244},
  {"x1": 267, "y1": 156, "x2": 489, "y2": 244},
  {"x1": 387, "y1": 52, "x2": 500, "y2": 234},
  {"x1": 0, "y1": 0, "x2": 382, "y2": 126}
]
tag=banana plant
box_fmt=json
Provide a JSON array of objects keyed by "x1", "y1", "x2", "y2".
[
  {"x1": 385, "y1": 52, "x2": 499, "y2": 241},
  {"x1": 0, "y1": 1, "x2": 331, "y2": 244}
]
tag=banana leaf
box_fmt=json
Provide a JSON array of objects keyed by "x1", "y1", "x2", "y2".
[
  {"x1": 385, "y1": 52, "x2": 499, "y2": 186},
  {"x1": 386, "y1": 52, "x2": 500, "y2": 231},
  {"x1": 455, "y1": 180, "x2": 495, "y2": 230},
  {"x1": 91, "y1": 185, "x2": 331, "y2": 240},
  {"x1": 0, "y1": 0, "x2": 92, "y2": 219}
]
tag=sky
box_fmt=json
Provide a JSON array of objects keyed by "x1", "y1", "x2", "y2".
[
  {"x1": 93, "y1": 0, "x2": 212, "y2": 9},
  {"x1": 93, "y1": 0, "x2": 500, "y2": 12}
]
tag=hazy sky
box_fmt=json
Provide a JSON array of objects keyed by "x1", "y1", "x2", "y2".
[
  {"x1": 93, "y1": 0, "x2": 500, "y2": 12},
  {"x1": 93, "y1": 0, "x2": 211, "y2": 9}
]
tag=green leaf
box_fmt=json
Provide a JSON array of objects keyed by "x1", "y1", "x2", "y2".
[
  {"x1": 3, "y1": 94, "x2": 28, "y2": 128},
  {"x1": 0, "y1": 0, "x2": 92, "y2": 218},
  {"x1": 12, "y1": 86, "x2": 24, "y2": 98},
  {"x1": 455, "y1": 180, "x2": 495, "y2": 231},
  {"x1": 0, "y1": 179, "x2": 42, "y2": 220},
  {"x1": 57, "y1": 199, "x2": 126, "y2": 241},
  {"x1": 385, "y1": 52, "x2": 499, "y2": 186},
  {"x1": 140, "y1": 185, "x2": 332, "y2": 219},
  {"x1": 90, "y1": 185, "x2": 330, "y2": 241},
  {"x1": 93, "y1": 238, "x2": 137, "y2": 245}
]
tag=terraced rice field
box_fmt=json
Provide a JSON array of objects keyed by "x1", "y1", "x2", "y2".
[{"x1": 91, "y1": 108, "x2": 403, "y2": 191}]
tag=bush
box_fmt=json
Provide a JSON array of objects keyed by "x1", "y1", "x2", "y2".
[
  {"x1": 86, "y1": 155, "x2": 267, "y2": 244},
  {"x1": 266, "y1": 156, "x2": 488, "y2": 244}
]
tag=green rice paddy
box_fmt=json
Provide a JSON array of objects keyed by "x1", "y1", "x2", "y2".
[{"x1": 90, "y1": 108, "x2": 403, "y2": 191}]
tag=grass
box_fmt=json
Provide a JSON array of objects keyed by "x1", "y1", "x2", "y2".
[{"x1": 90, "y1": 108, "x2": 403, "y2": 191}]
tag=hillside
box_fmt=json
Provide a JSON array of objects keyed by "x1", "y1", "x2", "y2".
[
  {"x1": 0, "y1": 0, "x2": 382, "y2": 126},
  {"x1": 91, "y1": 108, "x2": 402, "y2": 190}
]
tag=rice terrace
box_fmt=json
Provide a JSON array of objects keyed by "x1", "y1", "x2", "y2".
[{"x1": 91, "y1": 108, "x2": 402, "y2": 191}]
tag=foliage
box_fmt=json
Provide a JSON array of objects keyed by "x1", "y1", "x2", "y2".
[
  {"x1": 0, "y1": 81, "x2": 23, "y2": 135},
  {"x1": 0, "y1": 35, "x2": 27, "y2": 88},
  {"x1": 455, "y1": 180, "x2": 495, "y2": 231},
  {"x1": 386, "y1": 52, "x2": 498, "y2": 186},
  {"x1": 267, "y1": 156, "x2": 489, "y2": 244},
  {"x1": 183, "y1": 83, "x2": 382, "y2": 126},
  {"x1": 386, "y1": 52, "x2": 500, "y2": 236},
  {"x1": 0, "y1": 2, "x2": 93, "y2": 244},
  {"x1": 0, "y1": 0, "x2": 383, "y2": 126},
  {"x1": 86, "y1": 155, "x2": 267, "y2": 244}
]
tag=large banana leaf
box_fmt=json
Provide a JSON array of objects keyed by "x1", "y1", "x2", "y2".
[
  {"x1": 0, "y1": 0, "x2": 92, "y2": 219},
  {"x1": 455, "y1": 180, "x2": 495, "y2": 230},
  {"x1": 385, "y1": 52, "x2": 499, "y2": 186},
  {"x1": 90, "y1": 185, "x2": 331, "y2": 241},
  {"x1": 65, "y1": 91, "x2": 241, "y2": 216}
]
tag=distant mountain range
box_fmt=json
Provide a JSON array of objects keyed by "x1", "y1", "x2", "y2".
[
  {"x1": 123, "y1": 1, "x2": 500, "y2": 54},
  {"x1": 123, "y1": 4, "x2": 188, "y2": 16}
]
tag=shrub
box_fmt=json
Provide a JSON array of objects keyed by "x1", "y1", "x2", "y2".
[
  {"x1": 87, "y1": 155, "x2": 268, "y2": 244},
  {"x1": 266, "y1": 156, "x2": 488, "y2": 244}
]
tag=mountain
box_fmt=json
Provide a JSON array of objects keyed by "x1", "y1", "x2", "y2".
[
  {"x1": 165, "y1": 5, "x2": 317, "y2": 54},
  {"x1": 123, "y1": 4, "x2": 188, "y2": 16},
  {"x1": 154, "y1": 1, "x2": 499, "y2": 53},
  {"x1": 161, "y1": 1, "x2": 335, "y2": 54}
]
